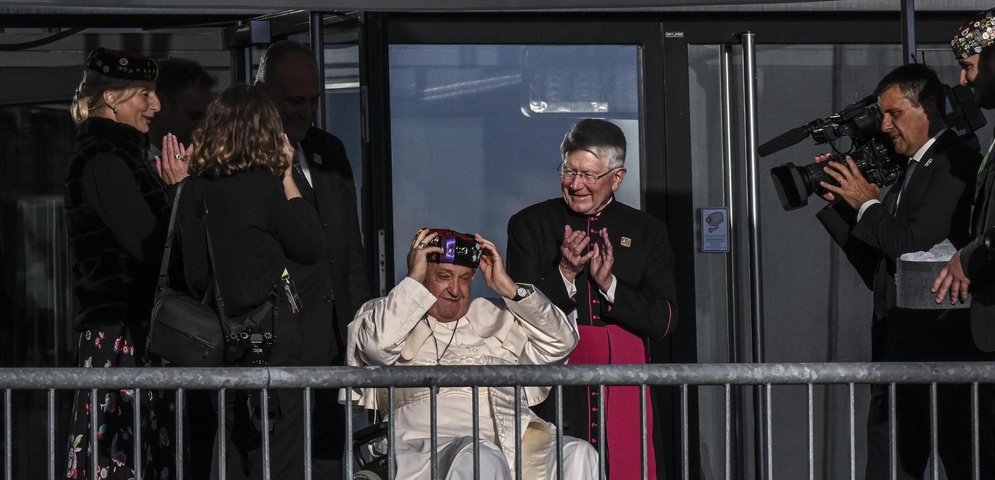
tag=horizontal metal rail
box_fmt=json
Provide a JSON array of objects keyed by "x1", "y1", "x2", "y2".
[
  {"x1": 4, "y1": 362, "x2": 993, "y2": 480},
  {"x1": 1, "y1": 362, "x2": 993, "y2": 389}
]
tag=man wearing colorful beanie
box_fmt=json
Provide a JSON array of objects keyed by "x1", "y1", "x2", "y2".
[
  {"x1": 936, "y1": 8, "x2": 995, "y2": 354},
  {"x1": 927, "y1": 7, "x2": 995, "y2": 479},
  {"x1": 345, "y1": 228, "x2": 597, "y2": 479}
]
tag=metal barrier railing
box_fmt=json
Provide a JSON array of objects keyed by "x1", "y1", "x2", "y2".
[{"x1": 3, "y1": 362, "x2": 994, "y2": 480}]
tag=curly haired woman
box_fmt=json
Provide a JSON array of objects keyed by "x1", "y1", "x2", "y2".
[{"x1": 172, "y1": 84, "x2": 325, "y2": 479}]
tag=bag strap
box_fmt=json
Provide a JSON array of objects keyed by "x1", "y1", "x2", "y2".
[
  {"x1": 156, "y1": 180, "x2": 187, "y2": 295},
  {"x1": 193, "y1": 177, "x2": 237, "y2": 342},
  {"x1": 200, "y1": 196, "x2": 227, "y2": 318}
]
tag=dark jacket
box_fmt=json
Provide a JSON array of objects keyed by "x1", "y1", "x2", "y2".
[
  {"x1": 64, "y1": 117, "x2": 170, "y2": 329},
  {"x1": 507, "y1": 197, "x2": 677, "y2": 338},
  {"x1": 174, "y1": 172, "x2": 325, "y2": 317},
  {"x1": 292, "y1": 126, "x2": 371, "y2": 365},
  {"x1": 961, "y1": 134, "x2": 995, "y2": 351}
]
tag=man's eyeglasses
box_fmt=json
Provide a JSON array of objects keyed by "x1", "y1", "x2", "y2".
[{"x1": 558, "y1": 165, "x2": 619, "y2": 184}]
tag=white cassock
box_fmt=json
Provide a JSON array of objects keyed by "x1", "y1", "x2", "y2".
[{"x1": 345, "y1": 277, "x2": 598, "y2": 480}]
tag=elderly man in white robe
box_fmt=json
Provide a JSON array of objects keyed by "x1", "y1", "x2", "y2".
[{"x1": 348, "y1": 228, "x2": 598, "y2": 480}]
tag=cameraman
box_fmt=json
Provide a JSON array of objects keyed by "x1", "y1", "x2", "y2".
[
  {"x1": 935, "y1": 8, "x2": 995, "y2": 353},
  {"x1": 816, "y1": 63, "x2": 987, "y2": 479}
]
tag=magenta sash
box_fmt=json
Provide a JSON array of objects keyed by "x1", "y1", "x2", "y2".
[{"x1": 570, "y1": 324, "x2": 656, "y2": 480}]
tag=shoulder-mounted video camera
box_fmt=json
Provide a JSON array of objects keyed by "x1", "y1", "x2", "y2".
[{"x1": 762, "y1": 84, "x2": 986, "y2": 211}]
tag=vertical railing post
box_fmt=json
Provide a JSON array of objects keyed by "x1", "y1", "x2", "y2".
[
  {"x1": 306, "y1": 388, "x2": 314, "y2": 480},
  {"x1": 47, "y1": 389, "x2": 55, "y2": 480}
]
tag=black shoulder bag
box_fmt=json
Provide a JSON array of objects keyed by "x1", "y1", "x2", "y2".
[{"x1": 147, "y1": 178, "x2": 279, "y2": 367}]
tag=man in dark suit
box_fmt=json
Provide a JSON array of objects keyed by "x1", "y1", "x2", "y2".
[
  {"x1": 817, "y1": 63, "x2": 989, "y2": 479},
  {"x1": 255, "y1": 40, "x2": 371, "y2": 479},
  {"x1": 934, "y1": 7, "x2": 995, "y2": 353}
]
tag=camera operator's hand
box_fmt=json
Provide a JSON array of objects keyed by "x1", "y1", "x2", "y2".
[
  {"x1": 813, "y1": 154, "x2": 836, "y2": 202},
  {"x1": 820, "y1": 155, "x2": 880, "y2": 210},
  {"x1": 932, "y1": 249, "x2": 971, "y2": 304}
]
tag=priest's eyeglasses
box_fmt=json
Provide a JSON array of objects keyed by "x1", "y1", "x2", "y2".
[{"x1": 558, "y1": 165, "x2": 619, "y2": 184}]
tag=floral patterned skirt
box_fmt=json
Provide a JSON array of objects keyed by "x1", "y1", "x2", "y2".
[{"x1": 65, "y1": 325, "x2": 176, "y2": 480}]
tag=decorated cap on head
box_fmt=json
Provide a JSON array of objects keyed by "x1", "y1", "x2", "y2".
[
  {"x1": 85, "y1": 47, "x2": 158, "y2": 82},
  {"x1": 952, "y1": 8, "x2": 995, "y2": 59},
  {"x1": 416, "y1": 228, "x2": 481, "y2": 269}
]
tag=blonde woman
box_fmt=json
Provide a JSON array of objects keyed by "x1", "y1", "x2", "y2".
[{"x1": 64, "y1": 47, "x2": 178, "y2": 479}]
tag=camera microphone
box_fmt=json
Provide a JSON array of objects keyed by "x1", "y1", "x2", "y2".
[{"x1": 758, "y1": 122, "x2": 817, "y2": 157}]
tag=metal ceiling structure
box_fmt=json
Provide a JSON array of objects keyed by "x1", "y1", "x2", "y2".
[{"x1": 0, "y1": 0, "x2": 990, "y2": 15}]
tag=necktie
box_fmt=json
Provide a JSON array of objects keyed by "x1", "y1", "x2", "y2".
[
  {"x1": 890, "y1": 159, "x2": 917, "y2": 214},
  {"x1": 874, "y1": 159, "x2": 918, "y2": 317},
  {"x1": 292, "y1": 148, "x2": 317, "y2": 203},
  {"x1": 900, "y1": 159, "x2": 917, "y2": 192}
]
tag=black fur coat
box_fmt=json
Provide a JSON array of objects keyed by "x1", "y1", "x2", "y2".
[{"x1": 64, "y1": 117, "x2": 169, "y2": 330}]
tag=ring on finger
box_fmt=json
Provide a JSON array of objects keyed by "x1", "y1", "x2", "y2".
[
  {"x1": 175, "y1": 153, "x2": 183, "y2": 160},
  {"x1": 418, "y1": 242, "x2": 428, "y2": 248}
]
